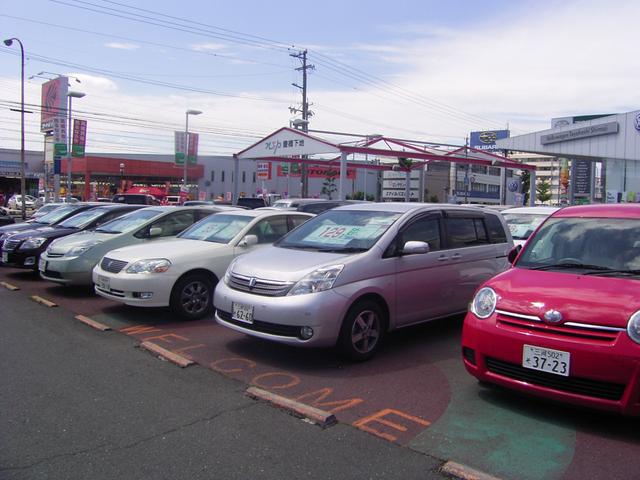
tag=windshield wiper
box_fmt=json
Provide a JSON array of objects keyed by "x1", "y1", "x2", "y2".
[
  {"x1": 531, "y1": 263, "x2": 611, "y2": 271},
  {"x1": 582, "y1": 269, "x2": 640, "y2": 277},
  {"x1": 280, "y1": 245, "x2": 317, "y2": 250},
  {"x1": 317, "y1": 247, "x2": 367, "y2": 253},
  {"x1": 94, "y1": 228, "x2": 120, "y2": 234}
]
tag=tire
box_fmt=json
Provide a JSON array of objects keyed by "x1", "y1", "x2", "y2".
[
  {"x1": 338, "y1": 300, "x2": 386, "y2": 362},
  {"x1": 170, "y1": 273, "x2": 216, "y2": 320}
]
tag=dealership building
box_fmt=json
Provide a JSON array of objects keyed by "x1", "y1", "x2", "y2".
[{"x1": 496, "y1": 110, "x2": 640, "y2": 204}]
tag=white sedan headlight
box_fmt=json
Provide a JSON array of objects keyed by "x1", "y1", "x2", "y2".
[
  {"x1": 19, "y1": 237, "x2": 47, "y2": 250},
  {"x1": 125, "y1": 258, "x2": 171, "y2": 274},
  {"x1": 627, "y1": 311, "x2": 640, "y2": 344},
  {"x1": 288, "y1": 265, "x2": 344, "y2": 296},
  {"x1": 470, "y1": 287, "x2": 497, "y2": 319}
]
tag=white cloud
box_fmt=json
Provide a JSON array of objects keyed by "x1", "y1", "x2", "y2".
[
  {"x1": 105, "y1": 42, "x2": 140, "y2": 50},
  {"x1": 190, "y1": 42, "x2": 227, "y2": 52},
  {"x1": 3, "y1": 1, "x2": 639, "y2": 155}
]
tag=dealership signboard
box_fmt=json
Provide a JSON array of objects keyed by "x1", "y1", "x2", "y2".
[
  {"x1": 469, "y1": 130, "x2": 510, "y2": 151},
  {"x1": 40, "y1": 77, "x2": 68, "y2": 132},
  {"x1": 256, "y1": 162, "x2": 271, "y2": 180}
]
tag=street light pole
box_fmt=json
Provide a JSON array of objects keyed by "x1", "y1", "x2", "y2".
[
  {"x1": 119, "y1": 163, "x2": 125, "y2": 193},
  {"x1": 183, "y1": 109, "x2": 202, "y2": 197},
  {"x1": 4, "y1": 37, "x2": 26, "y2": 220},
  {"x1": 66, "y1": 91, "x2": 85, "y2": 202}
]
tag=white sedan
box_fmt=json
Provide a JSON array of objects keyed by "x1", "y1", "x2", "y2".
[{"x1": 93, "y1": 209, "x2": 313, "y2": 319}]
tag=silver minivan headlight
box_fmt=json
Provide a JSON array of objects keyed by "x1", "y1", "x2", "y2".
[
  {"x1": 224, "y1": 258, "x2": 239, "y2": 285},
  {"x1": 470, "y1": 287, "x2": 497, "y2": 319},
  {"x1": 287, "y1": 265, "x2": 344, "y2": 296},
  {"x1": 627, "y1": 311, "x2": 640, "y2": 344}
]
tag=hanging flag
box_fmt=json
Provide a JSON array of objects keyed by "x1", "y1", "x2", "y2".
[{"x1": 72, "y1": 119, "x2": 87, "y2": 157}]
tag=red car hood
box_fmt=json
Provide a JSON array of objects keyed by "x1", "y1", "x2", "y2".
[{"x1": 489, "y1": 268, "x2": 640, "y2": 329}]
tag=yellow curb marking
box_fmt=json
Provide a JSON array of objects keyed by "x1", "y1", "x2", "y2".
[
  {"x1": 0, "y1": 281, "x2": 19, "y2": 291},
  {"x1": 30, "y1": 295, "x2": 58, "y2": 308}
]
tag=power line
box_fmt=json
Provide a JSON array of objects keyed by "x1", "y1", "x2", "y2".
[
  {"x1": 0, "y1": 47, "x2": 291, "y2": 105},
  {"x1": 0, "y1": 14, "x2": 292, "y2": 70},
  {"x1": 53, "y1": 0, "x2": 511, "y2": 131}
]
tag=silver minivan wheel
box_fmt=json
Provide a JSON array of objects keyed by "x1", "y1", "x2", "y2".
[
  {"x1": 338, "y1": 300, "x2": 386, "y2": 361},
  {"x1": 170, "y1": 274, "x2": 214, "y2": 320},
  {"x1": 351, "y1": 309, "x2": 381, "y2": 354}
]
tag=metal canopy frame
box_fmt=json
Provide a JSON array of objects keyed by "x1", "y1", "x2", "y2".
[{"x1": 234, "y1": 127, "x2": 537, "y2": 205}]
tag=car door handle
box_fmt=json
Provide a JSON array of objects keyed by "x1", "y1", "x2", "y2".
[
  {"x1": 437, "y1": 255, "x2": 449, "y2": 262},
  {"x1": 450, "y1": 253, "x2": 462, "y2": 259}
]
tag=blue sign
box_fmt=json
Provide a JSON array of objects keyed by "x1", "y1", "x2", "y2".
[{"x1": 470, "y1": 130, "x2": 510, "y2": 151}]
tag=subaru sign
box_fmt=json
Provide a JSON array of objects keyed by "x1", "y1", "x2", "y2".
[{"x1": 470, "y1": 130, "x2": 510, "y2": 151}]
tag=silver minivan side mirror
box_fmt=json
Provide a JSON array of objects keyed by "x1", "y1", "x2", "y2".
[
  {"x1": 402, "y1": 241, "x2": 430, "y2": 255},
  {"x1": 238, "y1": 234, "x2": 258, "y2": 247},
  {"x1": 149, "y1": 227, "x2": 163, "y2": 237}
]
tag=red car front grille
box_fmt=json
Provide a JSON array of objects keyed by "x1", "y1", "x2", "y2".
[{"x1": 496, "y1": 313, "x2": 620, "y2": 343}]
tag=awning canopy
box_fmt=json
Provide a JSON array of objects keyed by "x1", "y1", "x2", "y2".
[{"x1": 233, "y1": 127, "x2": 537, "y2": 203}]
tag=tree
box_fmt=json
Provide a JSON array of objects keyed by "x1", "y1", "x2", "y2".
[
  {"x1": 321, "y1": 169, "x2": 338, "y2": 199},
  {"x1": 536, "y1": 177, "x2": 552, "y2": 204},
  {"x1": 348, "y1": 191, "x2": 374, "y2": 201}
]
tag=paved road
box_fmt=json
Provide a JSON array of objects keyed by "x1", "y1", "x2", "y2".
[
  {"x1": 0, "y1": 285, "x2": 444, "y2": 480},
  {"x1": 2, "y1": 267, "x2": 640, "y2": 480}
]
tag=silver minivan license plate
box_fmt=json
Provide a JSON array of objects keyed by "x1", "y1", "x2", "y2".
[
  {"x1": 232, "y1": 302, "x2": 254, "y2": 324},
  {"x1": 522, "y1": 344, "x2": 570, "y2": 377},
  {"x1": 38, "y1": 257, "x2": 47, "y2": 272}
]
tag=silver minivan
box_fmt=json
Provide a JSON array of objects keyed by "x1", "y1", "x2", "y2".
[{"x1": 214, "y1": 203, "x2": 513, "y2": 360}]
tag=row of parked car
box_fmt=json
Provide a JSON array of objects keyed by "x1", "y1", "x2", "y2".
[{"x1": 1, "y1": 200, "x2": 639, "y2": 415}]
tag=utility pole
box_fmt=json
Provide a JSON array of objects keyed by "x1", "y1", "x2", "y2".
[{"x1": 290, "y1": 50, "x2": 314, "y2": 197}]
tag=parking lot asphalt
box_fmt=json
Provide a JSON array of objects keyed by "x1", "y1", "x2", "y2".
[
  {"x1": 2, "y1": 267, "x2": 640, "y2": 480},
  {"x1": 0, "y1": 278, "x2": 444, "y2": 480}
]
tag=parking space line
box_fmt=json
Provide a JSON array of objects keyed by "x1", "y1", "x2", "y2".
[
  {"x1": 0, "y1": 281, "x2": 20, "y2": 291},
  {"x1": 75, "y1": 315, "x2": 112, "y2": 332},
  {"x1": 30, "y1": 295, "x2": 58, "y2": 308},
  {"x1": 441, "y1": 461, "x2": 502, "y2": 480},
  {"x1": 246, "y1": 386, "x2": 337, "y2": 428},
  {"x1": 139, "y1": 341, "x2": 194, "y2": 368}
]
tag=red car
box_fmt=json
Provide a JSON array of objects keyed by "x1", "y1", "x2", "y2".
[{"x1": 462, "y1": 204, "x2": 640, "y2": 415}]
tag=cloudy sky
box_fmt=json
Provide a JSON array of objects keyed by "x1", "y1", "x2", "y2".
[{"x1": 1, "y1": 0, "x2": 638, "y2": 156}]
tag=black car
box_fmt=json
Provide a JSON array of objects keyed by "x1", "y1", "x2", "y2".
[
  {"x1": 0, "y1": 203, "x2": 103, "y2": 251},
  {"x1": 0, "y1": 204, "x2": 142, "y2": 270},
  {"x1": 111, "y1": 194, "x2": 160, "y2": 205},
  {"x1": 237, "y1": 197, "x2": 267, "y2": 209},
  {"x1": 0, "y1": 208, "x2": 14, "y2": 227}
]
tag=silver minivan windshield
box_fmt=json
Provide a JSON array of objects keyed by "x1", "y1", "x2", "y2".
[
  {"x1": 178, "y1": 214, "x2": 252, "y2": 243},
  {"x1": 517, "y1": 217, "x2": 640, "y2": 276},
  {"x1": 276, "y1": 210, "x2": 401, "y2": 252},
  {"x1": 95, "y1": 209, "x2": 161, "y2": 234}
]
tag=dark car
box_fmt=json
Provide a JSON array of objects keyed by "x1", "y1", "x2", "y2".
[
  {"x1": 111, "y1": 194, "x2": 160, "y2": 205},
  {"x1": 0, "y1": 203, "x2": 102, "y2": 250},
  {"x1": 237, "y1": 197, "x2": 268, "y2": 209},
  {"x1": 0, "y1": 207, "x2": 14, "y2": 227},
  {"x1": 1, "y1": 204, "x2": 142, "y2": 270}
]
